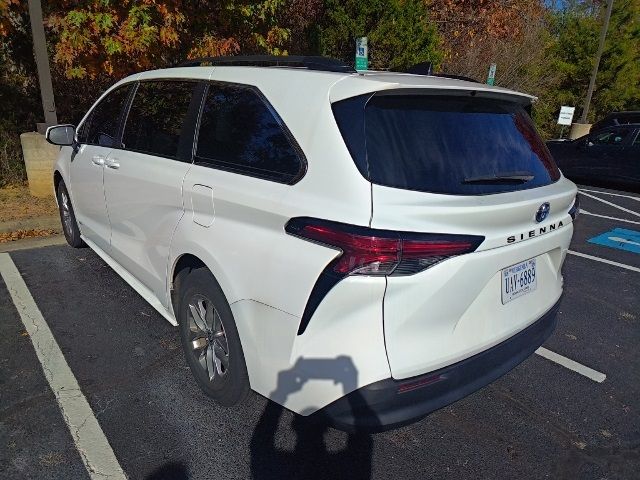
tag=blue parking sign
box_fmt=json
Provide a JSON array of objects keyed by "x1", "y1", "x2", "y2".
[{"x1": 588, "y1": 228, "x2": 640, "y2": 254}]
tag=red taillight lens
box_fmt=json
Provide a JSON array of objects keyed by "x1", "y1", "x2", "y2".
[
  {"x1": 397, "y1": 374, "x2": 444, "y2": 394},
  {"x1": 286, "y1": 218, "x2": 483, "y2": 277},
  {"x1": 300, "y1": 225, "x2": 400, "y2": 275},
  {"x1": 402, "y1": 239, "x2": 475, "y2": 258},
  {"x1": 394, "y1": 238, "x2": 477, "y2": 275}
]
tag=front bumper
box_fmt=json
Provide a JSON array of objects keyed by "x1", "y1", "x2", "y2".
[{"x1": 314, "y1": 297, "x2": 561, "y2": 432}]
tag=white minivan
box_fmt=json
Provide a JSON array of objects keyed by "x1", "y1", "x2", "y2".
[{"x1": 47, "y1": 56, "x2": 578, "y2": 431}]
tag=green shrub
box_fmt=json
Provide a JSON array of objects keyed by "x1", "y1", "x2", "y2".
[{"x1": 0, "y1": 122, "x2": 26, "y2": 187}]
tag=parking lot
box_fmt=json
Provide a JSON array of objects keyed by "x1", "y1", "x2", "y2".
[{"x1": 1, "y1": 185, "x2": 638, "y2": 480}]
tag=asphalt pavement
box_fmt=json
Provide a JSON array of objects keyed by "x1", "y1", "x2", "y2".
[{"x1": 1, "y1": 185, "x2": 638, "y2": 479}]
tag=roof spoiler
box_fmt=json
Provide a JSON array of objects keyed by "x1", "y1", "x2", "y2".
[{"x1": 405, "y1": 62, "x2": 481, "y2": 84}]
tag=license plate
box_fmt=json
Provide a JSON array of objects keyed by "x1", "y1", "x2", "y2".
[{"x1": 501, "y1": 258, "x2": 537, "y2": 304}]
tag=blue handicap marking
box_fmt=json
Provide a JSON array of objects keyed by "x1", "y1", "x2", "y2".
[{"x1": 588, "y1": 228, "x2": 640, "y2": 254}]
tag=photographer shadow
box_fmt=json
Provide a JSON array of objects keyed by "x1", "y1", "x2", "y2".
[{"x1": 250, "y1": 356, "x2": 379, "y2": 480}]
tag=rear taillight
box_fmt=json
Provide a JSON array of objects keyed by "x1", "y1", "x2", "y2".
[
  {"x1": 394, "y1": 238, "x2": 477, "y2": 275},
  {"x1": 291, "y1": 223, "x2": 400, "y2": 275},
  {"x1": 285, "y1": 217, "x2": 483, "y2": 277},
  {"x1": 569, "y1": 194, "x2": 580, "y2": 220},
  {"x1": 286, "y1": 217, "x2": 484, "y2": 335}
]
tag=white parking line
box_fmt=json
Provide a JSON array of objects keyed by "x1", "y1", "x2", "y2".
[
  {"x1": 536, "y1": 347, "x2": 606, "y2": 383},
  {"x1": 579, "y1": 188, "x2": 640, "y2": 201},
  {"x1": 567, "y1": 250, "x2": 640, "y2": 273},
  {"x1": 0, "y1": 253, "x2": 126, "y2": 480},
  {"x1": 579, "y1": 191, "x2": 640, "y2": 218},
  {"x1": 580, "y1": 209, "x2": 640, "y2": 226}
]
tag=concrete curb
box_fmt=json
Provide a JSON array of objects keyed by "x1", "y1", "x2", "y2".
[
  {"x1": 0, "y1": 234, "x2": 67, "y2": 253},
  {"x1": 0, "y1": 215, "x2": 61, "y2": 234}
]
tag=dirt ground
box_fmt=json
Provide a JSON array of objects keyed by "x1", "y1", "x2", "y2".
[{"x1": 0, "y1": 183, "x2": 58, "y2": 223}]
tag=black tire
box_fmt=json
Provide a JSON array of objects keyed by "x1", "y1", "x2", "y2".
[
  {"x1": 56, "y1": 180, "x2": 86, "y2": 248},
  {"x1": 178, "y1": 267, "x2": 250, "y2": 406}
]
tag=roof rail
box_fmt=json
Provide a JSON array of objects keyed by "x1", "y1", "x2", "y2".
[
  {"x1": 405, "y1": 62, "x2": 481, "y2": 83},
  {"x1": 176, "y1": 55, "x2": 356, "y2": 73},
  {"x1": 432, "y1": 73, "x2": 481, "y2": 84},
  {"x1": 405, "y1": 62, "x2": 434, "y2": 75}
]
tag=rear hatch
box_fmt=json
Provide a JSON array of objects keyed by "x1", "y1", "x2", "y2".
[{"x1": 333, "y1": 89, "x2": 578, "y2": 379}]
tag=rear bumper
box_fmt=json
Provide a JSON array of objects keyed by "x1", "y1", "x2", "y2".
[{"x1": 314, "y1": 297, "x2": 561, "y2": 432}]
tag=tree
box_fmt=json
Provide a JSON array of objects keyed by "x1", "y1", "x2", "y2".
[
  {"x1": 45, "y1": 0, "x2": 296, "y2": 79},
  {"x1": 551, "y1": 0, "x2": 640, "y2": 123},
  {"x1": 0, "y1": 1, "x2": 296, "y2": 81},
  {"x1": 318, "y1": 0, "x2": 442, "y2": 70}
]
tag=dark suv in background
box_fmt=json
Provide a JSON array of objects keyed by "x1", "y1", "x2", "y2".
[
  {"x1": 591, "y1": 111, "x2": 640, "y2": 133},
  {"x1": 547, "y1": 120, "x2": 640, "y2": 192}
]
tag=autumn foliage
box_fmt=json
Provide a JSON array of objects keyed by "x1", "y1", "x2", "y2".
[
  {"x1": 42, "y1": 0, "x2": 296, "y2": 79},
  {"x1": 0, "y1": 0, "x2": 638, "y2": 185}
]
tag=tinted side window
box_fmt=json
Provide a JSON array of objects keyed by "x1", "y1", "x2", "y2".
[
  {"x1": 76, "y1": 117, "x2": 90, "y2": 144},
  {"x1": 122, "y1": 81, "x2": 199, "y2": 160},
  {"x1": 195, "y1": 84, "x2": 303, "y2": 183},
  {"x1": 82, "y1": 85, "x2": 132, "y2": 147},
  {"x1": 592, "y1": 128, "x2": 633, "y2": 146}
]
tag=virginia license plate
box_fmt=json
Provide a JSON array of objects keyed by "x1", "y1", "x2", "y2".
[{"x1": 501, "y1": 258, "x2": 537, "y2": 304}]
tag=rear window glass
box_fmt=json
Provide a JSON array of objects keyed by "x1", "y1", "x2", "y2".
[
  {"x1": 333, "y1": 94, "x2": 560, "y2": 195},
  {"x1": 195, "y1": 84, "x2": 304, "y2": 183}
]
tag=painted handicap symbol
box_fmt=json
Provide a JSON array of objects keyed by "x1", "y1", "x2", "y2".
[{"x1": 588, "y1": 228, "x2": 640, "y2": 254}]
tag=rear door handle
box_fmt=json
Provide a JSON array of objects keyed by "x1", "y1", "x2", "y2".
[
  {"x1": 105, "y1": 158, "x2": 120, "y2": 170},
  {"x1": 91, "y1": 155, "x2": 105, "y2": 166}
]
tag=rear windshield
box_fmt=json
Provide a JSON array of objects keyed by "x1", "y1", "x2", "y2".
[{"x1": 333, "y1": 93, "x2": 560, "y2": 195}]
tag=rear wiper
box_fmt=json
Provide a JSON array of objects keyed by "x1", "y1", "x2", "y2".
[{"x1": 462, "y1": 171, "x2": 534, "y2": 184}]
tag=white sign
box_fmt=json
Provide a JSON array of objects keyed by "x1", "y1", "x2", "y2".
[{"x1": 557, "y1": 106, "x2": 575, "y2": 126}]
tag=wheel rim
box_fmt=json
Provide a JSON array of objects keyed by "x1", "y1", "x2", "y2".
[
  {"x1": 187, "y1": 294, "x2": 229, "y2": 382},
  {"x1": 60, "y1": 190, "x2": 73, "y2": 235}
]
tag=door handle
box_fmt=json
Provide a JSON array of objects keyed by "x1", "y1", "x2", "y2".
[
  {"x1": 91, "y1": 155, "x2": 105, "y2": 166},
  {"x1": 105, "y1": 158, "x2": 120, "y2": 170}
]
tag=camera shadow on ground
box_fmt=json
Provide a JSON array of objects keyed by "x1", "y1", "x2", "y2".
[{"x1": 250, "y1": 356, "x2": 378, "y2": 480}]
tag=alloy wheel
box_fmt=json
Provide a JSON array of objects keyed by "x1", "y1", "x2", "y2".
[
  {"x1": 187, "y1": 294, "x2": 229, "y2": 382},
  {"x1": 60, "y1": 189, "x2": 73, "y2": 235}
]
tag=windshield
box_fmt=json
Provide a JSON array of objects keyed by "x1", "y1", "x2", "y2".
[{"x1": 333, "y1": 93, "x2": 560, "y2": 195}]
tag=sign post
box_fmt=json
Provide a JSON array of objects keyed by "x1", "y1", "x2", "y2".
[
  {"x1": 355, "y1": 37, "x2": 368, "y2": 71},
  {"x1": 27, "y1": 0, "x2": 57, "y2": 131},
  {"x1": 486, "y1": 63, "x2": 497, "y2": 86}
]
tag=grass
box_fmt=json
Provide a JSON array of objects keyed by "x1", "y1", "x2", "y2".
[{"x1": 0, "y1": 183, "x2": 58, "y2": 223}]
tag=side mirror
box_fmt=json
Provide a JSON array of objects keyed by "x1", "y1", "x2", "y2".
[
  {"x1": 45, "y1": 124, "x2": 75, "y2": 146},
  {"x1": 580, "y1": 137, "x2": 593, "y2": 148}
]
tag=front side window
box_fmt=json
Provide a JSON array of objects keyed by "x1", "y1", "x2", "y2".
[
  {"x1": 81, "y1": 84, "x2": 132, "y2": 147},
  {"x1": 122, "y1": 81, "x2": 199, "y2": 160},
  {"x1": 195, "y1": 84, "x2": 304, "y2": 183},
  {"x1": 592, "y1": 128, "x2": 633, "y2": 146}
]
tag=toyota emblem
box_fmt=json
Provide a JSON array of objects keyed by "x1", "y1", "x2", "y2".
[{"x1": 536, "y1": 202, "x2": 550, "y2": 223}]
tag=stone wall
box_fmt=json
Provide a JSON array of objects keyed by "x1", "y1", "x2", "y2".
[{"x1": 20, "y1": 132, "x2": 59, "y2": 197}]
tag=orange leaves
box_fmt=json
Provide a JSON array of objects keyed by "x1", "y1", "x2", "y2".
[
  {"x1": 429, "y1": 0, "x2": 548, "y2": 79},
  {"x1": 43, "y1": 1, "x2": 295, "y2": 78},
  {"x1": 0, "y1": 0, "x2": 24, "y2": 37},
  {"x1": 430, "y1": 0, "x2": 545, "y2": 43},
  {"x1": 47, "y1": 1, "x2": 190, "y2": 79},
  {"x1": 0, "y1": 228, "x2": 59, "y2": 243},
  {"x1": 187, "y1": 35, "x2": 241, "y2": 59}
]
